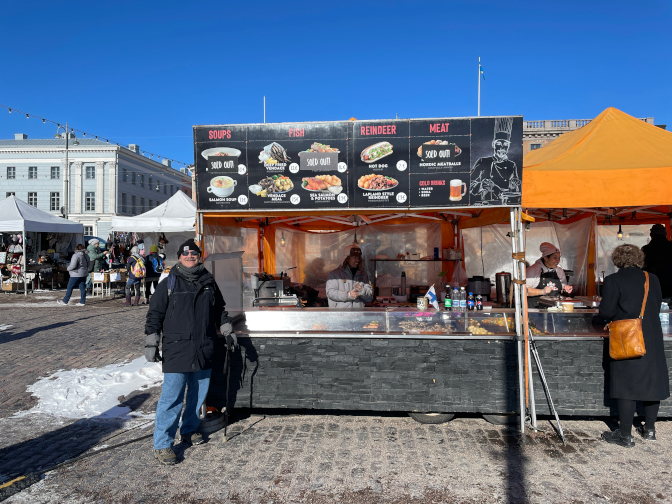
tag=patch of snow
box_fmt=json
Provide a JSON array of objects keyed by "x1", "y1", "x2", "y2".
[
  {"x1": 0, "y1": 324, "x2": 13, "y2": 331},
  {"x1": 13, "y1": 357, "x2": 163, "y2": 420}
]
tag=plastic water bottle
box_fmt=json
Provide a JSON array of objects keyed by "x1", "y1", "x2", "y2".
[
  {"x1": 459, "y1": 287, "x2": 467, "y2": 310},
  {"x1": 452, "y1": 286, "x2": 459, "y2": 311},
  {"x1": 661, "y1": 302, "x2": 669, "y2": 327},
  {"x1": 476, "y1": 294, "x2": 483, "y2": 311},
  {"x1": 467, "y1": 292, "x2": 475, "y2": 311},
  {"x1": 444, "y1": 287, "x2": 452, "y2": 310}
]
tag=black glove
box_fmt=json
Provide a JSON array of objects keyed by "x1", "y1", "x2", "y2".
[{"x1": 145, "y1": 333, "x2": 162, "y2": 362}]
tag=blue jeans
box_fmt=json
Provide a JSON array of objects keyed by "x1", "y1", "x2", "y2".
[
  {"x1": 63, "y1": 276, "x2": 86, "y2": 304},
  {"x1": 153, "y1": 369, "x2": 212, "y2": 450}
]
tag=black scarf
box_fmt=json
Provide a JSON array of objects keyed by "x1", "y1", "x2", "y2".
[{"x1": 175, "y1": 263, "x2": 206, "y2": 284}]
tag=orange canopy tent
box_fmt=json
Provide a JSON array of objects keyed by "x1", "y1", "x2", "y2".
[{"x1": 523, "y1": 107, "x2": 672, "y2": 209}]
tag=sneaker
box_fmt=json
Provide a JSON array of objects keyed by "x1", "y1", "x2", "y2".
[
  {"x1": 154, "y1": 447, "x2": 178, "y2": 466},
  {"x1": 601, "y1": 429, "x2": 635, "y2": 448},
  {"x1": 181, "y1": 431, "x2": 204, "y2": 446},
  {"x1": 75, "y1": 303, "x2": 85, "y2": 306},
  {"x1": 636, "y1": 425, "x2": 656, "y2": 441},
  {"x1": 57, "y1": 300, "x2": 67, "y2": 305}
]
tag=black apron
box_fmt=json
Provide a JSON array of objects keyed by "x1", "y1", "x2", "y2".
[{"x1": 528, "y1": 269, "x2": 562, "y2": 308}]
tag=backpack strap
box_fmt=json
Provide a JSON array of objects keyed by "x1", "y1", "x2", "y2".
[{"x1": 167, "y1": 272, "x2": 177, "y2": 298}]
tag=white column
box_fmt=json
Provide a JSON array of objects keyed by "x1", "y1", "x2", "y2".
[
  {"x1": 96, "y1": 161, "x2": 105, "y2": 213},
  {"x1": 108, "y1": 161, "x2": 117, "y2": 214},
  {"x1": 74, "y1": 162, "x2": 83, "y2": 214}
]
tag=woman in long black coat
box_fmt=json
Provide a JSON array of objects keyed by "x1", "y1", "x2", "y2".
[{"x1": 600, "y1": 244, "x2": 670, "y2": 447}]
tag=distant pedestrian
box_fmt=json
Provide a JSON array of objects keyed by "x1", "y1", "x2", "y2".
[
  {"x1": 145, "y1": 244, "x2": 165, "y2": 302},
  {"x1": 125, "y1": 246, "x2": 146, "y2": 306},
  {"x1": 600, "y1": 244, "x2": 670, "y2": 447},
  {"x1": 145, "y1": 239, "x2": 235, "y2": 466},
  {"x1": 86, "y1": 239, "x2": 108, "y2": 291},
  {"x1": 57, "y1": 244, "x2": 90, "y2": 306}
]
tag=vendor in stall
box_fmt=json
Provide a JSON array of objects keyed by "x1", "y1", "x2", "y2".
[
  {"x1": 526, "y1": 242, "x2": 573, "y2": 308},
  {"x1": 326, "y1": 244, "x2": 373, "y2": 308}
]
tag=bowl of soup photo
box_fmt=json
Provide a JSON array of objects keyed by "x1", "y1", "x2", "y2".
[{"x1": 207, "y1": 176, "x2": 237, "y2": 197}]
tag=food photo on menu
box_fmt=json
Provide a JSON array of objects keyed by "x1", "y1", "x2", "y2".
[
  {"x1": 358, "y1": 174, "x2": 399, "y2": 190},
  {"x1": 361, "y1": 142, "x2": 393, "y2": 163},
  {"x1": 249, "y1": 175, "x2": 293, "y2": 197},
  {"x1": 301, "y1": 174, "x2": 342, "y2": 194},
  {"x1": 298, "y1": 143, "x2": 339, "y2": 154}
]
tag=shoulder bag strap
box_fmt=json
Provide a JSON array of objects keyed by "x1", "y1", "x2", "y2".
[{"x1": 639, "y1": 272, "x2": 649, "y2": 319}]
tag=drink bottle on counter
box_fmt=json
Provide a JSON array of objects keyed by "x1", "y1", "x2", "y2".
[
  {"x1": 452, "y1": 286, "x2": 459, "y2": 311},
  {"x1": 467, "y1": 292, "x2": 475, "y2": 311},
  {"x1": 459, "y1": 287, "x2": 467, "y2": 310},
  {"x1": 444, "y1": 286, "x2": 452, "y2": 310},
  {"x1": 401, "y1": 271, "x2": 406, "y2": 295},
  {"x1": 476, "y1": 294, "x2": 483, "y2": 311}
]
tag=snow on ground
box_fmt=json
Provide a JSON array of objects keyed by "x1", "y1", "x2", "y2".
[{"x1": 13, "y1": 357, "x2": 163, "y2": 420}]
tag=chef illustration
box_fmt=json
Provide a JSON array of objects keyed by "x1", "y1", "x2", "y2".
[{"x1": 470, "y1": 117, "x2": 521, "y2": 203}]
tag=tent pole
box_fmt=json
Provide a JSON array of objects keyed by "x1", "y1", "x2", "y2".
[
  {"x1": 23, "y1": 223, "x2": 27, "y2": 296},
  {"x1": 518, "y1": 210, "x2": 537, "y2": 429},
  {"x1": 510, "y1": 207, "x2": 525, "y2": 433}
]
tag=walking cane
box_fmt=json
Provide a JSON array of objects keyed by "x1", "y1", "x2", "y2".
[{"x1": 221, "y1": 334, "x2": 234, "y2": 442}]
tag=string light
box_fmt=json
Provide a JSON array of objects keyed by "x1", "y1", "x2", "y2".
[{"x1": 0, "y1": 103, "x2": 191, "y2": 167}]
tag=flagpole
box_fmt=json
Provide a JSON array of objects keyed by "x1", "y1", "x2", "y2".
[{"x1": 478, "y1": 56, "x2": 481, "y2": 117}]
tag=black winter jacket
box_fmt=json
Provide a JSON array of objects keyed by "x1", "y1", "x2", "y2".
[
  {"x1": 643, "y1": 236, "x2": 672, "y2": 299},
  {"x1": 145, "y1": 265, "x2": 230, "y2": 373},
  {"x1": 600, "y1": 268, "x2": 670, "y2": 401}
]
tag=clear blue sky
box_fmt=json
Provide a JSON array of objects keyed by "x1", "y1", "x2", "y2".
[{"x1": 1, "y1": 0, "x2": 669, "y2": 167}]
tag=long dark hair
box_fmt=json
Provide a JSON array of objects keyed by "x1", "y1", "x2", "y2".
[{"x1": 75, "y1": 244, "x2": 84, "y2": 251}]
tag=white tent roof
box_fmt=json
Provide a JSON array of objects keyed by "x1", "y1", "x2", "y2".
[
  {"x1": 0, "y1": 196, "x2": 85, "y2": 233},
  {"x1": 110, "y1": 191, "x2": 196, "y2": 232}
]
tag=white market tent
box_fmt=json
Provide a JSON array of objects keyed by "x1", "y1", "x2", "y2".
[
  {"x1": 0, "y1": 195, "x2": 84, "y2": 295},
  {"x1": 110, "y1": 190, "x2": 196, "y2": 233},
  {"x1": 0, "y1": 195, "x2": 84, "y2": 233}
]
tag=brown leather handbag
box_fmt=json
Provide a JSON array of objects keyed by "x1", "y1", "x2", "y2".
[{"x1": 607, "y1": 272, "x2": 649, "y2": 360}]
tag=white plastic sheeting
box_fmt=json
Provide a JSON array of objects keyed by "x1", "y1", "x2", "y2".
[
  {"x1": 203, "y1": 225, "x2": 259, "y2": 308},
  {"x1": 597, "y1": 224, "x2": 652, "y2": 279},
  {"x1": 274, "y1": 224, "x2": 443, "y2": 295},
  {"x1": 463, "y1": 218, "x2": 592, "y2": 295}
]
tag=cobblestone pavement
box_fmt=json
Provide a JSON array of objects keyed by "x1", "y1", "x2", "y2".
[{"x1": 1, "y1": 295, "x2": 671, "y2": 503}]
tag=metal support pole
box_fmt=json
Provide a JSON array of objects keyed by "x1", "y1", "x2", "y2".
[
  {"x1": 22, "y1": 222, "x2": 27, "y2": 296},
  {"x1": 527, "y1": 338, "x2": 537, "y2": 429},
  {"x1": 477, "y1": 57, "x2": 481, "y2": 117},
  {"x1": 509, "y1": 207, "x2": 525, "y2": 433}
]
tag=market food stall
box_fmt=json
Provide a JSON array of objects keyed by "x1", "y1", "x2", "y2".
[
  {"x1": 0, "y1": 195, "x2": 84, "y2": 295},
  {"x1": 519, "y1": 107, "x2": 672, "y2": 421},
  {"x1": 193, "y1": 116, "x2": 551, "y2": 429}
]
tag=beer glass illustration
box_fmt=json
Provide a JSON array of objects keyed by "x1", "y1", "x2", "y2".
[{"x1": 449, "y1": 179, "x2": 467, "y2": 201}]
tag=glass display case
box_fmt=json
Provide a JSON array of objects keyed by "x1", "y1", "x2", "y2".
[
  {"x1": 238, "y1": 307, "x2": 516, "y2": 336},
  {"x1": 528, "y1": 311, "x2": 608, "y2": 337}
]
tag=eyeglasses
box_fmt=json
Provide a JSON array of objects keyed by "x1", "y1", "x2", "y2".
[{"x1": 183, "y1": 251, "x2": 199, "y2": 257}]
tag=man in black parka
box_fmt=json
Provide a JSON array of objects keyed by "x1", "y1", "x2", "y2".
[
  {"x1": 642, "y1": 224, "x2": 672, "y2": 300},
  {"x1": 145, "y1": 239, "x2": 235, "y2": 465}
]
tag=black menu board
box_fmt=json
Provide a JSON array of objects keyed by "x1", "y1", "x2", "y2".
[{"x1": 193, "y1": 116, "x2": 522, "y2": 212}]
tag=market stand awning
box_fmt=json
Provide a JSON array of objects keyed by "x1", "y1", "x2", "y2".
[
  {"x1": 0, "y1": 195, "x2": 84, "y2": 233},
  {"x1": 111, "y1": 190, "x2": 196, "y2": 232},
  {"x1": 523, "y1": 107, "x2": 672, "y2": 209}
]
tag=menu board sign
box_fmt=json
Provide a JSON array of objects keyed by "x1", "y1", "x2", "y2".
[{"x1": 193, "y1": 116, "x2": 522, "y2": 212}]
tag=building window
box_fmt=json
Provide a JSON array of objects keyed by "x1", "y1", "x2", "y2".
[
  {"x1": 121, "y1": 193, "x2": 127, "y2": 213},
  {"x1": 28, "y1": 167, "x2": 37, "y2": 179},
  {"x1": 148, "y1": 176, "x2": 153, "y2": 190},
  {"x1": 149, "y1": 199, "x2": 153, "y2": 208},
  {"x1": 50, "y1": 192, "x2": 60, "y2": 211},
  {"x1": 139, "y1": 174, "x2": 144, "y2": 188},
  {"x1": 140, "y1": 198, "x2": 145, "y2": 213},
  {"x1": 122, "y1": 168, "x2": 128, "y2": 182},
  {"x1": 132, "y1": 172, "x2": 136, "y2": 185},
  {"x1": 163, "y1": 182, "x2": 167, "y2": 194},
  {"x1": 6, "y1": 192, "x2": 15, "y2": 198},
  {"x1": 86, "y1": 166, "x2": 95, "y2": 179},
  {"x1": 170, "y1": 184, "x2": 174, "y2": 195},
  {"x1": 530, "y1": 143, "x2": 542, "y2": 150},
  {"x1": 7, "y1": 167, "x2": 15, "y2": 179},
  {"x1": 85, "y1": 192, "x2": 95, "y2": 212},
  {"x1": 131, "y1": 195, "x2": 137, "y2": 215},
  {"x1": 156, "y1": 179, "x2": 160, "y2": 192},
  {"x1": 28, "y1": 192, "x2": 37, "y2": 207},
  {"x1": 51, "y1": 166, "x2": 60, "y2": 179},
  {"x1": 84, "y1": 226, "x2": 93, "y2": 236}
]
